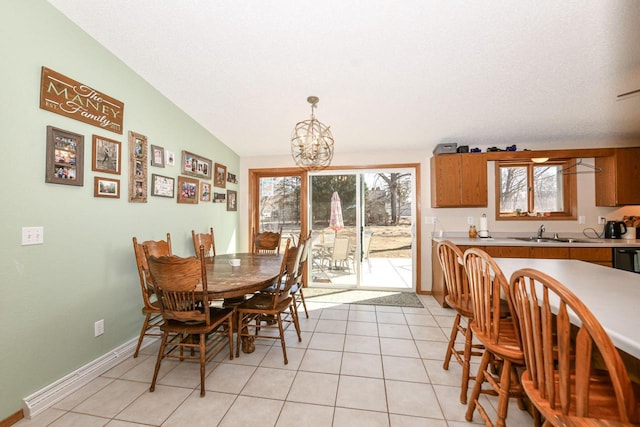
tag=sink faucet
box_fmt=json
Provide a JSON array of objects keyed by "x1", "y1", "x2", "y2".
[{"x1": 537, "y1": 224, "x2": 545, "y2": 239}]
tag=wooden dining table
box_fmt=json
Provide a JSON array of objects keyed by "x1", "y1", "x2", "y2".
[
  {"x1": 202, "y1": 253, "x2": 283, "y2": 299},
  {"x1": 200, "y1": 252, "x2": 283, "y2": 353}
]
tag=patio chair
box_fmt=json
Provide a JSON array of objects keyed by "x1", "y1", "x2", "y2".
[{"x1": 324, "y1": 236, "x2": 351, "y2": 272}]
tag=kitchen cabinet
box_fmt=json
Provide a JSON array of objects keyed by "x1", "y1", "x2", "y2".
[
  {"x1": 595, "y1": 147, "x2": 640, "y2": 206},
  {"x1": 430, "y1": 154, "x2": 487, "y2": 207},
  {"x1": 431, "y1": 242, "x2": 613, "y2": 307}
]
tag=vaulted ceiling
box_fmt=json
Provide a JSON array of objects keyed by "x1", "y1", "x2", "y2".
[{"x1": 47, "y1": 0, "x2": 640, "y2": 158}]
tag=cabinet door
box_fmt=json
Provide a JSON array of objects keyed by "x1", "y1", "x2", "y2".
[
  {"x1": 431, "y1": 154, "x2": 487, "y2": 207},
  {"x1": 460, "y1": 155, "x2": 487, "y2": 206},
  {"x1": 431, "y1": 155, "x2": 461, "y2": 207},
  {"x1": 484, "y1": 246, "x2": 530, "y2": 258},
  {"x1": 529, "y1": 247, "x2": 569, "y2": 259},
  {"x1": 616, "y1": 148, "x2": 640, "y2": 205},
  {"x1": 596, "y1": 148, "x2": 640, "y2": 206},
  {"x1": 570, "y1": 247, "x2": 612, "y2": 267}
]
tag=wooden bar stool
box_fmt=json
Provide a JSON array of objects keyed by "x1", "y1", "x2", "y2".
[
  {"x1": 463, "y1": 248, "x2": 530, "y2": 427},
  {"x1": 436, "y1": 240, "x2": 484, "y2": 404},
  {"x1": 510, "y1": 268, "x2": 640, "y2": 426}
]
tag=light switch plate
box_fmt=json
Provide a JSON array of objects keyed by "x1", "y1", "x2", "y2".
[{"x1": 22, "y1": 226, "x2": 44, "y2": 245}]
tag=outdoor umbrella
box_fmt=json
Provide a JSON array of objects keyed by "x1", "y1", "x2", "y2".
[{"x1": 329, "y1": 191, "x2": 344, "y2": 236}]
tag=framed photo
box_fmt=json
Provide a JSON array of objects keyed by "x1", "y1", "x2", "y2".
[
  {"x1": 181, "y1": 150, "x2": 212, "y2": 179},
  {"x1": 128, "y1": 131, "x2": 147, "y2": 202},
  {"x1": 94, "y1": 177, "x2": 120, "y2": 198},
  {"x1": 165, "y1": 150, "x2": 175, "y2": 166},
  {"x1": 214, "y1": 163, "x2": 227, "y2": 188},
  {"x1": 227, "y1": 189, "x2": 237, "y2": 211},
  {"x1": 150, "y1": 145, "x2": 165, "y2": 167},
  {"x1": 213, "y1": 192, "x2": 226, "y2": 203},
  {"x1": 177, "y1": 176, "x2": 199, "y2": 204},
  {"x1": 227, "y1": 172, "x2": 237, "y2": 184},
  {"x1": 151, "y1": 174, "x2": 174, "y2": 198},
  {"x1": 45, "y1": 126, "x2": 84, "y2": 186},
  {"x1": 91, "y1": 135, "x2": 121, "y2": 175},
  {"x1": 200, "y1": 182, "x2": 211, "y2": 202}
]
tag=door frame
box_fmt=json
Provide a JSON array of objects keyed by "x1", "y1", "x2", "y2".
[{"x1": 248, "y1": 163, "x2": 422, "y2": 292}]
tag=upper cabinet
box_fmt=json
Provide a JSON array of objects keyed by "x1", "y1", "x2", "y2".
[
  {"x1": 430, "y1": 154, "x2": 487, "y2": 207},
  {"x1": 595, "y1": 147, "x2": 640, "y2": 206}
]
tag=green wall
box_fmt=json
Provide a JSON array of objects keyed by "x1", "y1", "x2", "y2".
[{"x1": 0, "y1": 0, "x2": 240, "y2": 419}]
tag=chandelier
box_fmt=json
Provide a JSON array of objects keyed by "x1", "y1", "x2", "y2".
[{"x1": 291, "y1": 96, "x2": 334, "y2": 170}]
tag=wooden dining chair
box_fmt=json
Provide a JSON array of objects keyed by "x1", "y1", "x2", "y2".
[
  {"x1": 131, "y1": 237, "x2": 164, "y2": 358},
  {"x1": 140, "y1": 233, "x2": 172, "y2": 258},
  {"x1": 253, "y1": 225, "x2": 283, "y2": 254},
  {"x1": 463, "y1": 247, "x2": 529, "y2": 427},
  {"x1": 291, "y1": 231, "x2": 311, "y2": 319},
  {"x1": 191, "y1": 227, "x2": 216, "y2": 258},
  {"x1": 145, "y1": 246, "x2": 234, "y2": 397},
  {"x1": 436, "y1": 240, "x2": 484, "y2": 404},
  {"x1": 236, "y1": 239, "x2": 302, "y2": 364},
  {"x1": 510, "y1": 268, "x2": 640, "y2": 426}
]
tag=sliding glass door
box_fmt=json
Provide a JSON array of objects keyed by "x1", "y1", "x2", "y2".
[{"x1": 308, "y1": 169, "x2": 415, "y2": 291}]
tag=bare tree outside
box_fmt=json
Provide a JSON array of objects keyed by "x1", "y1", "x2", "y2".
[
  {"x1": 258, "y1": 176, "x2": 301, "y2": 233},
  {"x1": 499, "y1": 164, "x2": 563, "y2": 214}
]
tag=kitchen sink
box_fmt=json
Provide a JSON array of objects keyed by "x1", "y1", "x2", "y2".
[{"x1": 509, "y1": 237, "x2": 598, "y2": 244}]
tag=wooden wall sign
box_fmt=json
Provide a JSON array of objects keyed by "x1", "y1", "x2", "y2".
[{"x1": 39, "y1": 67, "x2": 124, "y2": 134}]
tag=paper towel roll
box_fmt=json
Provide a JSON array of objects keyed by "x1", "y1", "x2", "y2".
[{"x1": 479, "y1": 215, "x2": 489, "y2": 237}]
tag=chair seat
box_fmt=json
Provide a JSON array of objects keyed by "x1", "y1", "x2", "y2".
[
  {"x1": 160, "y1": 307, "x2": 232, "y2": 334},
  {"x1": 444, "y1": 294, "x2": 474, "y2": 318},
  {"x1": 471, "y1": 318, "x2": 523, "y2": 362},
  {"x1": 239, "y1": 293, "x2": 292, "y2": 312},
  {"x1": 522, "y1": 370, "x2": 640, "y2": 423}
]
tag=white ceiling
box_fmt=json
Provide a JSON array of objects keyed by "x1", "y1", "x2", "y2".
[{"x1": 47, "y1": 0, "x2": 640, "y2": 158}]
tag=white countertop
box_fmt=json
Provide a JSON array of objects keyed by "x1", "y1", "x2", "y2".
[
  {"x1": 494, "y1": 258, "x2": 640, "y2": 359},
  {"x1": 432, "y1": 235, "x2": 640, "y2": 248}
]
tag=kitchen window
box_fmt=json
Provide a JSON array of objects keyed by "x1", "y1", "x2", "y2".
[{"x1": 495, "y1": 159, "x2": 576, "y2": 220}]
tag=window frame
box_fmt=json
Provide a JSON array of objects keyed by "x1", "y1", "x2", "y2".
[{"x1": 494, "y1": 159, "x2": 577, "y2": 221}]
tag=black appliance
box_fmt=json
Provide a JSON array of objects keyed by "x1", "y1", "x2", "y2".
[
  {"x1": 604, "y1": 221, "x2": 627, "y2": 239},
  {"x1": 612, "y1": 247, "x2": 640, "y2": 274}
]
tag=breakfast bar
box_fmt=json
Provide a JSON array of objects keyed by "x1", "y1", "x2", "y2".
[{"x1": 494, "y1": 257, "x2": 640, "y2": 359}]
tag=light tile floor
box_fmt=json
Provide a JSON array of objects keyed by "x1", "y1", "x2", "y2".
[{"x1": 14, "y1": 295, "x2": 535, "y2": 426}]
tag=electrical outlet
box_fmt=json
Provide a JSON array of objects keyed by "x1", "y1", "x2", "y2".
[
  {"x1": 431, "y1": 217, "x2": 438, "y2": 225},
  {"x1": 597, "y1": 216, "x2": 606, "y2": 225},
  {"x1": 467, "y1": 216, "x2": 474, "y2": 225},
  {"x1": 578, "y1": 216, "x2": 586, "y2": 224},
  {"x1": 94, "y1": 319, "x2": 104, "y2": 337}
]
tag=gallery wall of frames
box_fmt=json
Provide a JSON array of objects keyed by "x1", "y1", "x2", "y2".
[{"x1": 41, "y1": 66, "x2": 238, "y2": 211}]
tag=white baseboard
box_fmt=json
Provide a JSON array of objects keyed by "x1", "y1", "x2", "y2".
[{"x1": 22, "y1": 337, "x2": 157, "y2": 419}]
